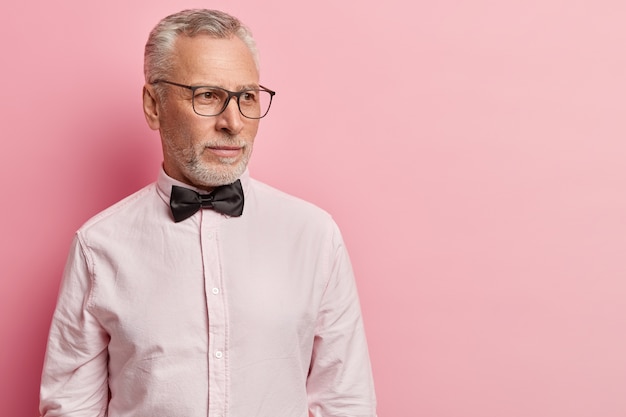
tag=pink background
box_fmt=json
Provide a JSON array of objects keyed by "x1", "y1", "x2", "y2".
[{"x1": 2, "y1": 1, "x2": 626, "y2": 415}]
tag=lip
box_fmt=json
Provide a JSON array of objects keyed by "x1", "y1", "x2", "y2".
[{"x1": 206, "y1": 145, "x2": 243, "y2": 158}]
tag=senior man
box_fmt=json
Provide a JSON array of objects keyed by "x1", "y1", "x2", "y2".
[{"x1": 40, "y1": 9, "x2": 376, "y2": 417}]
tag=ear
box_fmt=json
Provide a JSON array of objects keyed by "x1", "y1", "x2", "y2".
[{"x1": 143, "y1": 84, "x2": 161, "y2": 130}]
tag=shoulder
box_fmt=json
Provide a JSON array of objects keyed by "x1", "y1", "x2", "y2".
[
  {"x1": 246, "y1": 177, "x2": 334, "y2": 223},
  {"x1": 241, "y1": 177, "x2": 346, "y2": 246},
  {"x1": 237, "y1": 178, "x2": 348, "y2": 264},
  {"x1": 78, "y1": 182, "x2": 162, "y2": 237}
]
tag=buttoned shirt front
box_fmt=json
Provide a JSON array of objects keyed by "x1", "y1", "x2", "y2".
[{"x1": 40, "y1": 169, "x2": 377, "y2": 417}]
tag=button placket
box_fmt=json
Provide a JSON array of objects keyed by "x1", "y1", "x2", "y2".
[{"x1": 199, "y1": 213, "x2": 228, "y2": 416}]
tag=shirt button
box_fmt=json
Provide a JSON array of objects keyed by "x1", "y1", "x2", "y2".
[
  {"x1": 212, "y1": 287, "x2": 220, "y2": 295},
  {"x1": 215, "y1": 351, "x2": 223, "y2": 359}
]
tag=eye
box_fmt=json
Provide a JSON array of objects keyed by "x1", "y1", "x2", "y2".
[
  {"x1": 194, "y1": 88, "x2": 222, "y2": 104},
  {"x1": 240, "y1": 90, "x2": 258, "y2": 103}
]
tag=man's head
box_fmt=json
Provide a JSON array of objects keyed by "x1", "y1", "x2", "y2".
[{"x1": 143, "y1": 9, "x2": 269, "y2": 190}]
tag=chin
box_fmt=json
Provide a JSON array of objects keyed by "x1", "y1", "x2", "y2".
[{"x1": 186, "y1": 162, "x2": 247, "y2": 188}]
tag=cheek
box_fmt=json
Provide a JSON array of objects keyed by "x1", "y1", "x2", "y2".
[
  {"x1": 170, "y1": 116, "x2": 213, "y2": 147},
  {"x1": 161, "y1": 101, "x2": 202, "y2": 134},
  {"x1": 244, "y1": 121, "x2": 260, "y2": 142}
]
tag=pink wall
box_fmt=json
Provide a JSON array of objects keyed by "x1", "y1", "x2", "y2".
[{"x1": 2, "y1": 1, "x2": 626, "y2": 415}]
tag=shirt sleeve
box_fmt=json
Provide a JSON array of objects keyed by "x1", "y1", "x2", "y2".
[
  {"x1": 39, "y1": 234, "x2": 110, "y2": 417},
  {"x1": 307, "y1": 223, "x2": 377, "y2": 417}
]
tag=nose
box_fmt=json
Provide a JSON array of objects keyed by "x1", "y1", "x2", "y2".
[{"x1": 215, "y1": 97, "x2": 244, "y2": 134}]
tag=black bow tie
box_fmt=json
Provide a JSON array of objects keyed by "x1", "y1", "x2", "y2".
[{"x1": 169, "y1": 180, "x2": 244, "y2": 222}]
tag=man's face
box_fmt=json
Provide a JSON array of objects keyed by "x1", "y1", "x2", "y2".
[{"x1": 144, "y1": 35, "x2": 260, "y2": 190}]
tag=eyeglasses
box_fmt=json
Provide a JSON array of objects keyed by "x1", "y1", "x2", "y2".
[{"x1": 153, "y1": 79, "x2": 276, "y2": 119}]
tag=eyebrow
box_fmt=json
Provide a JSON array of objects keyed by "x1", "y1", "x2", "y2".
[
  {"x1": 240, "y1": 83, "x2": 261, "y2": 89},
  {"x1": 193, "y1": 82, "x2": 260, "y2": 91}
]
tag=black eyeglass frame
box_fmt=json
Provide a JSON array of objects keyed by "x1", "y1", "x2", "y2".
[{"x1": 152, "y1": 79, "x2": 276, "y2": 119}]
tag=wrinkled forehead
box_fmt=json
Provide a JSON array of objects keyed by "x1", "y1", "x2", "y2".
[{"x1": 169, "y1": 34, "x2": 259, "y2": 87}]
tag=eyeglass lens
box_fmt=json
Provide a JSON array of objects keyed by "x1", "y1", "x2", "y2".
[{"x1": 192, "y1": 87, "x2": 272, "y2": 118}]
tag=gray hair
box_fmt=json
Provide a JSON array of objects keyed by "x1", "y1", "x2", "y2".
[{"x1": 144, "y1": 9, "x2": 259, "y2": 87}]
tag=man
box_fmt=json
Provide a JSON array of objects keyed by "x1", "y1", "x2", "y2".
[{"x1": 40, "y1": 9, "x2": 376, "y2": 417}]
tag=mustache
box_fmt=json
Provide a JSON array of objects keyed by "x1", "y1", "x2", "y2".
[{"x1": 202, "y1": 135, "x2": 247, "y2": 148}]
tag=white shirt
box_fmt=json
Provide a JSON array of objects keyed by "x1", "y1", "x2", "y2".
[{"x1": 40, "y1": 168, "x2": 377, "y2": 417}]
